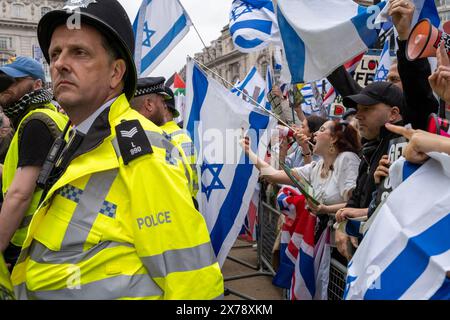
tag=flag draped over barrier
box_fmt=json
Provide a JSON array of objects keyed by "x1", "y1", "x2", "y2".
[
  {"x1": 277, "y1": 0, "x2": 385, "y2": 83},
  {"x1": 133, "y1": 0, "x2": 192, "y2": 76},
  {"x1": 229, "y1": 0, "x2": 280, "y2": 53},
  {"x1": 345, "y1": 153, "x2": 450, "y2": 300},
  {"x1": 274, "y1": 186, "x2": 331, "y2": 300},
  {"x1": 185, "y1": 59, "x2": 273, "y2": 266}
]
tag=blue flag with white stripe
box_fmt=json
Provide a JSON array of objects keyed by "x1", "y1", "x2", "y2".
[
  {"x1": 185, "y1": 60, "x2": 273, "y2": 266},
  {"x1": 277, "y1": 0, "x2": 385, "y2": 83},
  {"x1": 133, "y1": 0, "x2": 192, "y2": 76},
  {"x1": 229, "y1": 0, "x2": 281, "y2": 53},
  {"x1": 345, "y1": 152, "x2": 450, "y2": 300}
]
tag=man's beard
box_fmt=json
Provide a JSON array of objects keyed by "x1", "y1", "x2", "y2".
[{"x1": 0, "y1": 82, "x2": 34, "y2": 107}]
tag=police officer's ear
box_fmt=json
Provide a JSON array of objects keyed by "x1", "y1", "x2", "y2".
[{"x1": 110, "y1": 58, "x2": 127, "y2": 91}]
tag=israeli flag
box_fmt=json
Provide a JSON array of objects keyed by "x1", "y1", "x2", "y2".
[
  {"x1": 229, "y1": 0, "x2": 281, "y2": 53},
  {"x1": 374, "y1": 37, "x2": 392, "y2": 81},
  {"x1": 185, "y1": 60, "x2": 274, "y2": 266},
  {"x1": 274, "y1": 46, "x2": 284, "y2": 71},
  {"x1": 231, "y1": 65, "x2": 273, "y2": 110},
  {"x1": 345, "y1": 152, "x2": 450, "y2": 300},
  {"x1": 265, "y1": 65, "x2": 273, "y2": 110},
  {"x1": 133, "y1": 0, "x2": 192, "y2": 76},
  {"x1": 277, "y1": 0, "x2": 385, "y2": 83},
  {"x1": 231, "y1": 66, "x2": 266, "y2": 104}
]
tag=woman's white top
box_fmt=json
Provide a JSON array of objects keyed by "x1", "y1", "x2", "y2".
[{"x1": 293, "y1": 151, "x2": 360, "y2": 206}]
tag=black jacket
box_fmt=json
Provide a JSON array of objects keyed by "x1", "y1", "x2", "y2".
[
  {"x1": 396, "y1": 39, "x2": 439, "y2": 131},
  {"x1": 346, "y1": 123, "x2": 403, "y2": 209}
]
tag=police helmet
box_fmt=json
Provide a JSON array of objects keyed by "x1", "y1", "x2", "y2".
[{"x1": 37, "y1": 0, "x2": 137, "y2": 99}]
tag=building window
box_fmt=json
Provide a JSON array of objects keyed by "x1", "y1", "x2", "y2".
[
  {"x1": 0, "y1": 37, "x2": 11, "y2": 50},
  {"x1": 436, "y1": 0, "x2": 450, "y2": 7},
  {"x1": 41, "y1": 7, "x2": 51, "y2": 17},
  {"x1": 11, "y1": 3, "x2": 24, "y2": 18}
]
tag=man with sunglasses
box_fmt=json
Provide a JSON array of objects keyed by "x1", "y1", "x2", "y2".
[{"x1": 0, "y1": 56, "x2": 67, "y2": 268}]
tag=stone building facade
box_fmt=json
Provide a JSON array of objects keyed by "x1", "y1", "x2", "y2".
[
  {"x1": 436, "y1": 0, "x2": 450, "y2": 21},
  {"x1": 0, "y1": 0, "x2": 65, "y2": 78},
  {"x1": 192, "y1": 24, "x2": 276, "y2": 85}
]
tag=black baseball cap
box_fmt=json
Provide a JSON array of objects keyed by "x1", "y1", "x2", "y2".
[
  {"x1": 37, "y1": 0, "x2": 136, "y2": 99},
  {"x1": 343, "y1": 82, "x2": 404, "y2": 113}
]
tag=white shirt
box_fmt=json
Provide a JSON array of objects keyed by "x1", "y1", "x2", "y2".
[
  {"x1": 294, "y1": 151, "x2": 361, "y2": 206},
  {"x1": 73, "y1": 97, "x2": 118, "y2": 134}
]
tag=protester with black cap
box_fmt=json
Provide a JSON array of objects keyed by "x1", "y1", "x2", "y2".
[
  {"x1": 160, "y1": 86, "x2": 199, "y2": 201},
  {"x1": 131, "y1": 78, "x2": 198, "y2": 204},
  {"x1": 334, "y1": 81, "x2": 406, "y2": 260},
  {"x1": 10, "y1": 0, "x2": 223, "y2": 300},
  {"x1": 0, "y1": 56, "x2": 68, "y2": 268}
]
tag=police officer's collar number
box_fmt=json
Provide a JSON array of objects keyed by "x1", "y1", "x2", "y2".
[{"x1": 116, "y1": 120, "x2": 153, "y2": 165}]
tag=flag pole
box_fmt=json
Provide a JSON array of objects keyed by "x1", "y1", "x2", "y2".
[
  {"x1": 190, "y1": 22, "x2": 229, "y2": 88},
  {"x1": 190, "y1": 56, "x2": 315, "y2": 148}
]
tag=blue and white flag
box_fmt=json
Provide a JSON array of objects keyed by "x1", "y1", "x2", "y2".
[
  {"x1": 231, "y1": 66, "x2": 266, "y2": 104},
  {"x1": 265, "y1": 65, "x2": 273, "y2": 110},
  {"x1": 376, "y1": 0, "x2": 440, "y2": 29},
  {"x1": 229, "y1": 0, "x2": 281, "y2": 53},
  {"x1": 345, "y1": 152, "x2": 450, "y2": 300},
  {"x1": 133, "y1": 0, "x2": 192, "y2": 76},
  {"x1": 231, "y1": 65, "x2": 273, "y2": 110},
  {"x1": 185, "y1": 60, "x2": 273, "y2": 266},
  {"x1": 277, "y1": 0, "x2": 385, "y2": 83},
  {"x1": 274, "y1": 46, "x2": 283, "y2": 71},
  {"x1": 374, "y1": 37, "x2": 392, "y2": 81}
]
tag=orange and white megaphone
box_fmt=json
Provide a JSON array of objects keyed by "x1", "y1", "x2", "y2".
[
  {"x1": 406, "y1": 19, "x2": 450, "y2": 61},
  {"x1": 427, "y1": 113, "x2": 450, "y2": 138}
]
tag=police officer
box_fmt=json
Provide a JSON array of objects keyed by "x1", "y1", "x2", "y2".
[
  {"x1": 0, "y1": 254, "x2": 14, "y2": 300},
  {"x1": 0, "y1": 57, "x2": 68, "y2": 267},
  {"x1": 130, "y1": 77, "x2": 171, "y2": 126},
  {"x1": 131, "y1": 78, "x2": 197, "y2": 204},
  {"x1": 160, "y1": 86, "x2": 199, "y2": 200},
  {"x1": 11, "y1": 0, "x2": 223, "y2": 300}
]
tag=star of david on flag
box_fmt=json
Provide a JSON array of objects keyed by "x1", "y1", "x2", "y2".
[
  {"x1": 142, "y1": 22, "x2": 156, "y2": 48},
  {"x1": 185, "y1": 59, "x2": 275, "y2": 266},
  {"x1": 201, "y1": 162, "x2": 225, "y2": 201},
  {"x1": 133, "y1": 0, "x2": 192, "y2": 77},
  {"x1": 229, "y1": 0, "x2": 281, "y2": 53}
]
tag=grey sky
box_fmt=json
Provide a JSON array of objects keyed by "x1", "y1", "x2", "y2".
[{"x1": 119, "y1": 0, "x2": 231, "y2": 79}]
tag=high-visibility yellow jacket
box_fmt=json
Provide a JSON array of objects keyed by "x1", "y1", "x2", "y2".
[
  {"x1": 0, "y1": 254, "x2": 14, "y2": 300},
  {"x1": 2, "y1": 104, "x2": 68, "y2": 247},
  {"x1": 11, "y1": 94, "x2": 223, "y2": 300},
  {"x1": 160, "y1": 121, "x2": 198, "y2": 198}
]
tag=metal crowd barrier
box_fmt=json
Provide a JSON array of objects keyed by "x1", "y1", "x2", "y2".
[
  {"x1": 225, "y1": 196, "x2": 349, "y2": 300},
  {"x1": 223, "y1": 199, "x2": 278, "y2": 300},
  {"x1": 327, "y1": 256, "x2": 348, "y2": 300}
]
